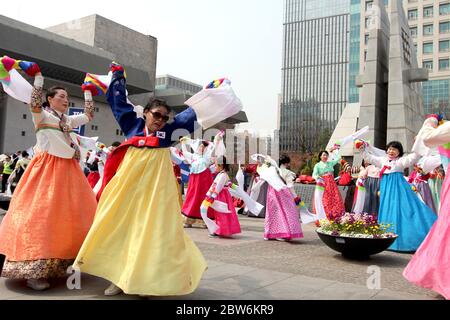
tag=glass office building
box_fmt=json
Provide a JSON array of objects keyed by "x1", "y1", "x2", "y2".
[
  {"x1": 280, "y1": 0, "x2": 350, "y2": 152},
  {"x1": 349, "y1": 0, "x2": 361, "y2": 103}
]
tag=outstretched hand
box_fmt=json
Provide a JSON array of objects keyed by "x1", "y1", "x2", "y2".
[{"x1": 110, "y1": 61, "x2": 124, "y2": 74}]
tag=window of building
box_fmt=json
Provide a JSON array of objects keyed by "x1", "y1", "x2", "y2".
[
  {"x1": 408, "y1": 0, "x2": 417, "y2": 3},
  {"x1": 440, "y1": 21, "x2": 450, "y2": 34},
  {"x1": 423, "y1": 60, "x2": 433, "y2": 71},
  {"x1": 365, "y1": 1, "x2": 373, "y2": 11},
  {"x1": 423, "y1": 6, "x2": 433, "y2": 18},
  {"x1": 365, "y1": 34, "x2": 369, "y2": 45},
  {"x1": 22, "y1": 114, "x2": 27, "y2": 119},
  {"x1": 408, "y1": 9, "x2": 418, "y2": 20},
  {"x1": 440, "y1": 3, "x2": 450, "y2": 16},
  {"x1": 21, "y1": 131, "x2": 26, "y2": 136},
  {"x1": 410, "y1": 26, "x2": 418, "y2": 38},
  {"x1": 439, "y1": 58, "x2": 450, "y2": 70},
  {"x1": 423, "y1": 24, "x2": 433, "y2": 36},
  {"x1": 439, "y1": 39, "x2": 450, "y2": 52},
  {"x1": 91, "y1": 125, "x2": 98, "y2": 131},
  {"x1": 95, "y1": 107, "x2": 99, "y2": 112},
  {"x1": 116, "y1": 129, "x2": 124, "y2": 136},
  {"x1": 423, "y1": 42, "x2": 433, "y2": 54}
]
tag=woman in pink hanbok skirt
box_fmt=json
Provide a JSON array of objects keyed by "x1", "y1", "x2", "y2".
[{"x1": 403, "y1": 116, "x2": 450, "y2": 299}]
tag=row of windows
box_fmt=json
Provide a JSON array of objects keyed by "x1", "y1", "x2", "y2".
[
  {"x1": 408, "y1": 4, "x2": 450, "y2": 20},
  {"x1": 423, "y1": 58, "x2": 450, "y2": 71},
  {"x1": 422, "y1": 40, "x2": 450, "y2": 53},
  {"x1": 410, "y1": 21, "x2": 450, "y2": 37}
]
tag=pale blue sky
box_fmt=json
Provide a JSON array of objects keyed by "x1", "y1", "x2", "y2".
[{"x1": 2, "y1": 0, "x2": 283, "y2": 131}]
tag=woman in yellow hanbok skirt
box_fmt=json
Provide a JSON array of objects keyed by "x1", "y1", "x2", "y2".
[{"x1": 74, "y1": 64, "x2": 211, "y2": 296}]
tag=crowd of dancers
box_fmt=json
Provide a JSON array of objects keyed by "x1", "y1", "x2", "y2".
[{"x1": 0, "y1": 55, "x2": 448, "y2": 299}]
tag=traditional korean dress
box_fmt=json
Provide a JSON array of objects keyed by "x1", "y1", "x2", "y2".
[
  {"x1": 428, "y1": 168, "x2": 444, "y2": 214},
  {"x1": 363, "y1": 165, "x2": 380, "y2": 216},
  {"x1": 312, "y1": 152, "x2": 345, "y2": 221},
  {"x1": 200, "y1": 171, "x2": 241, "y2": 237},
  {"x1": 361, "y1": 146, "x2": 437, "y2": 252},
  {"x1": 403, "y1": 119, "x2": 450, "y2": 299},
  {"x1": 0, "y1": 75, "x2": 97, "y2": 279},
  {"x1": 257, "y1": 158, "x2": 303, "y2": 240},
  {"x1": 74, "y1": 70, "x2": 240, "y2": 296},
  {"x1": 408, "y1": 169, "x2": 437, "y2": 214},
  {"x1": 181, "y1": 143, "x2": 215, "y2": 224}
]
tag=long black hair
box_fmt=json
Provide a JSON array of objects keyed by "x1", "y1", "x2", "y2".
[{"x1": 217, "y1": 156, "x2": 230, "y2": 172}]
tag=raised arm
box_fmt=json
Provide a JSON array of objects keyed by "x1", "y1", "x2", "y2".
[
  {"x1": 421, "y1": 119, "x2": 450, "y2": 148},
  {"x1": 69, "y1": 89, "x2": 95, "y2": 128},
  {"x1": 30, "y1": 73, "x2": 44, "y2": 125},
  {"x1": 398, "y1": 152, "x2": 421, "y2": 170},
  {"x1": 328, "y1": 149, "x2": 342, "y2": 167},
  {"x1": 355, "y1": 141, "x2": 384, "y2": 168},
  {"x1": 180, "y1": 138, "x2": 194, "y2": 164},
  {"x1": 106, "y1": 65, "x2": 144, "y2": 138}
]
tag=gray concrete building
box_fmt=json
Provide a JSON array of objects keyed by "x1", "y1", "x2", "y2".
[
  {"x1": 0, "y1": 14, "x2": 155, "y2": 154},
  {"x1": 356, "y1": 0, "x2": 427, "y2": 152}
]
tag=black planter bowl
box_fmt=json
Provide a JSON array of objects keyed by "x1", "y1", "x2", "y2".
[{"x1": 316, "y1": 230, "x2": 398, "y2": 260}]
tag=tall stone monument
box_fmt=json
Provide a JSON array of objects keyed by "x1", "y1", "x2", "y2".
[{"x1": 356, "y1": 0, "x2": 428, "y2": 152}]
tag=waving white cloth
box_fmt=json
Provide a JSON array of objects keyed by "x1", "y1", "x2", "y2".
[
  {"x1": 229, "y1": 166, "x2": 264, "y2": 216},
  {"x1": 1, "y1": 69, "x2": 33, "y2": 103},
  {"x1": 185, "y1": 79, "x2": 243, "y2": 129}
]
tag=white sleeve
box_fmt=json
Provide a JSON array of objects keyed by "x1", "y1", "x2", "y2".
[
  {"x1": 361, "y1": 149, "x2": 384, "y2": 168},
  {"x1": 207, "y1": 172, "x2": 228, "y2": 197},
  {"x1": 181, "y1": 143, "x2": 194, "y2": 164},
  {"x1": 398, "y1": 152, "x2": 421, "y2": 170},
  {"x1": 69, "y1": 114, "x2": 90, "y2": 129},
  {"x1": 422, "y1": 122, "x2": 450, "y2": 148}
]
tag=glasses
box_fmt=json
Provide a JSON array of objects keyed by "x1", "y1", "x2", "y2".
[{"x1": 149, "y1": 111, "x2": 169, "y2": 122}]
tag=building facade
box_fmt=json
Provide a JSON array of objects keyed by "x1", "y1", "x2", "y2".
[
  {"x1": 280, "y1": 0, "x2": 350, "y2": 153},
  {"x1": 405, "y1": 0, "x2": 450, "y2": 117},
  {"x1": 0, "y1": 14, "x2": 156, "y2": 154},
  {"x1": 356, "y1": 0, "x2": 450, "y2": 118}
]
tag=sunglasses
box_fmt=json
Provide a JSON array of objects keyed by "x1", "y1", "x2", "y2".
[{"x1": 149, "y1": 111, "x2": 169, "y2": 122}]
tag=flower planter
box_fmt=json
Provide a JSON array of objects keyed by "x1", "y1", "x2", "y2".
[{"x1": 316, "y1": 230, "x2": 398, "y2": 259}]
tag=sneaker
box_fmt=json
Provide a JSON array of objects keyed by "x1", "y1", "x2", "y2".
[
  {"x1": 208, "y1": 233, "x2": 218, "y2": 238},
  {"x1": 263, "y1": 237, "x2": 269, "y2": 241},
  {"x1": 26, "y1": 279, "x2": 50, "y2": 291},
  {"x1": 183, "y1": 223, "x2": 193, "y2": 228},
  {"x1": 104, "y1": 283, "x2": 123, "y2": 296}
]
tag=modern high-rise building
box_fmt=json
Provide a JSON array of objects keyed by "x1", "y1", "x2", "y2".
[
  {"x1": 404, "y1": 0, "x2": 450, "y2": 117},
  {"x1": 356, "y1": 0, "x2": 450, "y2": 118},
  {"x1": 280, "y1": 0, "x2": 350, "y2": 153}
]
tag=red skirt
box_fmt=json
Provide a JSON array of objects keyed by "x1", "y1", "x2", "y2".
[
  {"x1": 211, "y1": 189, "x2": 241, "y2": 237},
  {"x1": 322, "y1": 174, "x2": 345, "y2": 220},
  {"x1": 182, "y1": 169, "x2": 214, "y2": 219},
  {"x1": 87, "y1": 172, "x2": 100, "y2": 189}
]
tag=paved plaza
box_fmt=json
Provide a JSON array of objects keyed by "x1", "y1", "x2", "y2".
[{"x1": 0, "y1": 209, "x2": 441, "y2": 300}]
